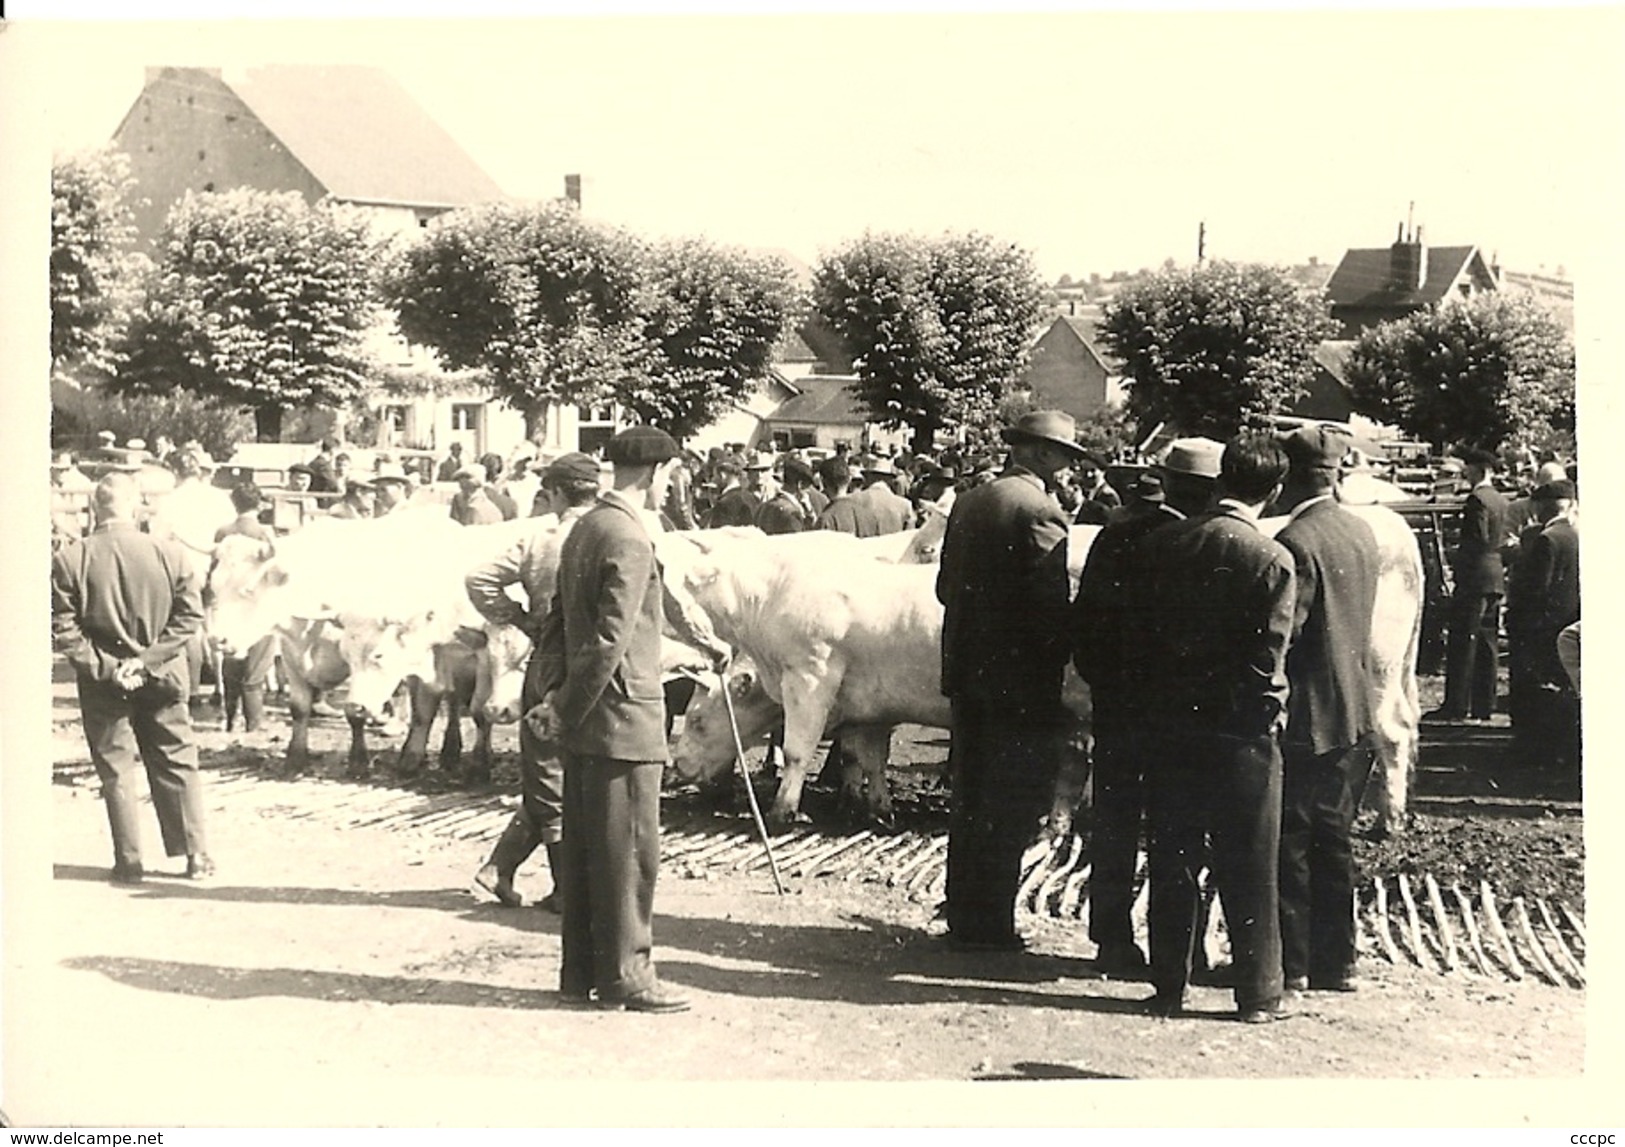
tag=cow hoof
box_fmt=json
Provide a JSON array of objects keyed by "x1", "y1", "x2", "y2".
[{"x1": 867, "y1": 812, "x2": 899, "y2": 835}]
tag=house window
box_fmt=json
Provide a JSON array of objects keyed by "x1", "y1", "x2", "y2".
[
  {"x1": 582, "y1": 403, "x2": 617, "y2": 425},
  {"x1": 451, "y1": 404, "x2": 481, "y2": 432},
  {"x1": 770, "y1": 430, "x2": 791, "y2": 450},
  {"x1": 789, "y1": 429, "x2": 816, "y2": 449},
  {"x1": 383, "y1": 405, "x2": 409, "y2": 434}
]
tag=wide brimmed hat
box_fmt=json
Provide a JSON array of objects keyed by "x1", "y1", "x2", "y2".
[
  {"x1": 743, "y1": 450, "x2": 773, "y2": 471},
  {"x1": 1159, "y1": 437, "x2": 1224, "y2": 479},
  {"x1": 1000, "y1": 410, "x2": 1092, "y2": 459},
  {"x1": 345, "y1": 478, "x2": 377, "y2": 494},
  {"x1": 860, "y1": 455, "x2": 898, "y2": 476},
  {"x1": 372, "y1": 464, "x2": 413, "y2": 486},
  {"x1": 605, "y1": 425, "x2": 679, "y2": 467},
  {"x1": 1130, "y1": 471, "x2": 1166, "y2": 503}
]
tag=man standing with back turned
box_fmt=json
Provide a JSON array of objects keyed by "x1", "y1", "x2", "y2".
[
  {"x1": 1274, "y1": 426, "x2": 1379, "y2": 995},
  {"x1": 1138, "y1": 433, "x2": 1296, "y2": 1023},
  {"x1": 551, "y1": 425, "x2": 726, "y2": 1011},
  {"x1": 936, "y1": 410, "x2": 1081, "y2": 951},
  {"x1": 51, "y1": 473, "x2": 214, "y2": 883}
]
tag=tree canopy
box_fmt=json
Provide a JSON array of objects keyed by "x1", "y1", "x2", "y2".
[
  {"x1": 813, "y1": 231, "x2": 1042, "y2": 452},
  {"x1": 384, "y1": 201, "x2": 647, "y2": 434},
  {"x1": 51, "y1": 148, "x2": 149, "y2": 381},
  {"x1": 118, "y1": 188, "x2": 381, "y2": 441},
  {"x1": 1344, "y1": 292, "x2": 1575, "y2": 455},
  {"x1": 626, "y1": 238, "x2": 798, "y2": 441},
  {"x1": 1098, "y1": 260, "x2": 1337, "y2": 440}
]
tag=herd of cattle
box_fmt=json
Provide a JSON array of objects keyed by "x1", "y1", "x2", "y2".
[{"x1": 205, "y1": 487, "x2": 1426, "y2": 836}]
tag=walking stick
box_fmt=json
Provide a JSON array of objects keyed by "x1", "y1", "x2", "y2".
[{"x1": 716, "y1": 668, "x2": 786, "y2": 895}]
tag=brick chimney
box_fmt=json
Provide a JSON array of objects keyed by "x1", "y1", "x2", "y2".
[{"x1": 1390, "y1": 222, "x2": 1427, "y2": 292}]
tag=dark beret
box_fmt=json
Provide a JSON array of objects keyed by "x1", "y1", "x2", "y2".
[
  {"x1": 605, "y1": 425, "x2": 679, "y2": 467},
  {"x1": 545, "y1": 451, "x2": 603, "y2": 486},
  {"x1": 287, "y1": 462, "x2": 314, "y2": 476},
  {"x1": 1283, "y1": 425, "x2": 1352, "y2": 470},
  {"x1": 1533, "y1": 479, "x2": 1576, "y2": 501}
]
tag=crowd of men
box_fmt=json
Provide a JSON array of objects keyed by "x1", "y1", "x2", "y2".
[{"x1": 49, "y1": 412, "x2": 1579, "y2": 1022}]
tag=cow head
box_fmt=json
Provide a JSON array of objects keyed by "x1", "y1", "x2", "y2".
[
  {"x1": 335, "y1": 611, "x2": 441, "y2": 718},
  {"x1": 474, "y1": 622, "x2": 533, "y2": 725},
  {"x1": 669, "y1": 661, "x2": 782, "y2": 783},
  {"x1": 207, "y1": 535, "x2": 288, "y2": 655}
]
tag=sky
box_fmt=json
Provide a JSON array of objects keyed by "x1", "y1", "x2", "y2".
[{"x1": 6, "y1": 6, "x2": 1620, "y2": 282}]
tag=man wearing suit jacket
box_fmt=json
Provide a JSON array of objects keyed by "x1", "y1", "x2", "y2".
[
  {"x1": 1430, "y1": 447, "x2": 1510, "y2": 722},
  {"x1": 754, "y1": 456, "x2": 818, "y2": 535},
  {"x1": 1274, "y1": 427, "x2": 1380, "y2": 995},
  {"x1": 1070, "y1": 438, "x2": 1220, "y2": 976},
  {"x1": 1137, "y1": 433, "x2": 1296, "y2": 1023},
  {"x1": 1505, "y1": 480, "x2": 1581, "y2": 768},
  {"x1": 936, "y1": 410, "x2": 1081, "y2": 951},
  {"x1": 548, "y1": 426, "x2": 726, "y2": 1013}
]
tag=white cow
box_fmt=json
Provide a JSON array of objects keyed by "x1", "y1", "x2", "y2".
[
  {"x1": 671, "y1": 506, "x2": 1422, "y2": 830},
  {"x1": 208, "y1": 510, "x2": 504, "y2": 779}
]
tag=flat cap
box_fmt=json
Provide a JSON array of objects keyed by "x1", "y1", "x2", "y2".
[
  {"x1": 1283, "y1": 425, "x2": 1352, "y2": 471},
  {"x1": 781, "y1": 456, "x2": 815, "y2": 485},
  {"x1": 1160, "y1": 437, "x2": 1223, "y2": 479},
  {"x1": 452, "y1": 463, "x2": 486, "y2": 482},
  {"x1": 605, "y1": 425, "x2": 679, "y2": 467},
  {"x1": 545, "y1": 451, "x2": 603, "y2": 486}
]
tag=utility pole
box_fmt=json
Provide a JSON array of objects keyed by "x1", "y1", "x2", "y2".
[{"x1": 1197, "y1": 221, "x2": 1206, "y2": 264}]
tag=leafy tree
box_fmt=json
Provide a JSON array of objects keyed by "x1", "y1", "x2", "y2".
[
  {"x1": 1098, "y1": 260, "x2": 1337, "y2": 439},
  {"x1": 623, "y1": 238, "x2": 798, "y2": 441},
  {"x1": 52, "y1": 384, "x2": 252, "y2": 461},
  {"x1": 118, "y1": 189, "x2": 380, "y2": 442},
  {"x1": 385, "y1": 201, "x2": 646, "y2": 437},
  {"x1": 813, "y1": 231, "x2": 1042, "y2": 453},
  {"x1": 1344, "y1": 292, "x2": 1575, "y2": 454},
  {"x1": 51, "y1": 148, "x2": 149, "y2": 380}
]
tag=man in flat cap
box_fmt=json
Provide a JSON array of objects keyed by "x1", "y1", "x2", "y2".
[
  {"x1": 1504, "y1": 479, "x2": 1580, "y2": 769},
  {"x1": 754, "y1": 455, "x2": 819, "y2": 535},
  {"x1": 1137, "y1": 432, "x2": 1295, "y2": 1023},
  {"x1": 1069, "y1": 441, "x2": 1216, "y2": 976},
  {"x1": 449, "y1": 463, "x2": 507, "y2": 526},
  {"x1": 704, "y1": 458, "x2": 760, "y2": 529},
  {"x1": 1429, "y1": 446, "x2": 1510, "y2": 723},
  {"x1": 371, "y1": 464, "x2": 415, "y2": 517},
  {"x1": 328, "y1": 478, "x2": 378, "y2": 520},
  {"x1": 936, "y1": 410, "x2": 1082, "y2": 951},
  {"x1": 464, "y1": 451, "x2": 607, "y2": 912},
  {"x1": 1273, "y1": 425, "x2": 1379, "y2": 995},
  {"x1": 549, "y1": 426, "x2": 727, "y2": 1012}
]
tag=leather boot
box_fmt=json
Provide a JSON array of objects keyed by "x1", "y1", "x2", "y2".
[
  {"x1": 536, "y1": 841, "x2": 565, "y2": 914},
  {"x1": 473, "y1": 816, "x2": 543, "y2": 908},
  {"x1": 241, "y1": 686, "x2": 266, "y2": 734}
]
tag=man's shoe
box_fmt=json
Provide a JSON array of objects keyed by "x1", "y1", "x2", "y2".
[
  {"x1": 184, "y1": 854, "x2": 216, "y2": 881},
  {"x1": 559, "y1": 988, "x2": 599, "y2": 1009},
  {"x1": 1238, "y1": 998, "x2": 1295, "y2": 1024},
  {"x1": 1284, "y1": 974, "x2": 1310, "y2": 992},
  {"x1": 1309, "y1": 975, "x2": 1359, "y2": 993},
  {"x1": 608, "y1": 982, "x2": 691, "y2": 1014},
  {"x1": 472, "y1": 864, "x2": 524, "y2": 908},
  {"x1": 110, "y1": 863, "x2": 144, "y2": 885},
  {"x1": 1140, "y1": 991, "x2": 1185, "y2": 1019},
  {"x1": 1093, "y1": 941, "x2": 1149, "y2": 978}
]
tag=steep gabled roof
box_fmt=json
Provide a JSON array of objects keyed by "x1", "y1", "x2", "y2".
[
  {"x1": 766, "y1": 375, "x2": 868, "y2": 426},
  {"x1": 230, "y1": 65, "x2": 505, "y2": 208},
  {"x1": 1324, "y1": 245, "x2": 1485, "y2": 311},
  {"x1": 1312, "y1": 340, "x2": 1356, "y2": 384}
]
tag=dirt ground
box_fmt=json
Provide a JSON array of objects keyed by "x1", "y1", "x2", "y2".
[{"x1": 5, "y1": 662, "x2": 1604, "y2": 1127}]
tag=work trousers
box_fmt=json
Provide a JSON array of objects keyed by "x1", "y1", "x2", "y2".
[
  {"x1": 78, "y1": 677, "x2": 208, "y2": 870},
  {"x1": 518, "y1": 652, "x2": 566, "y2": 846},
  {"x1": 1443, "y1": 591, "x2": 1501, "y2": 718},
  {"x1": 221, "y1": 635, "x2": 276, "y2": 730},
  {"x1": 1085, "y1": 712, "x2": 1146, "y2": 949},
  {"x1": 558, "y1": 753, "x2": 663, "y2": 998},
  {"x1": 945, "y1": 696, "x2": 1061, "y2": 944},
  {"x1": 1146, "y1": 729, "x2": 1283, "y2": 1013},
  {"x1": 1279, "y1": 739, "x2": 1371, "y2": 984}
]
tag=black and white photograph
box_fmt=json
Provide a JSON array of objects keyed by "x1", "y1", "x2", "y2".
[{"x1": 1, "y1": 0, "x2": 1618, "y2": 1131}]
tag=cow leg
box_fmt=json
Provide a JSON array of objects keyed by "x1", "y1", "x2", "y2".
[
  {"x1": 282, "y1": 666, "x2": 315, "y2": 777},
  {"x1": 467, "y1": 709, "x2": 493, "y2": 787},
  {"x1": 837, "y1": 725, "x2": 896, "y2": 831},
  {"x1": 767, "y1": 673, "x2": 843, "y2": 827},
  {"x1": 439, "y1": 684, "x2": 467, "y2": 777},
  {"x1": 344, "y1": 707, "x2": 371, "y2": 779},
  {"x1": 397, "y1": 678, "x2": 438, "y2": 778}
]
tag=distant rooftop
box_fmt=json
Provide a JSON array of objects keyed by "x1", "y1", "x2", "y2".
[{"x1": 224, "y1": 65, "x2": 505, "y2": 208}]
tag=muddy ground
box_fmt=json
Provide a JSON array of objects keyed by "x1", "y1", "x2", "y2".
[{"x1": 5, "y1": 661, "x2": 1601, "y2": 1127}]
